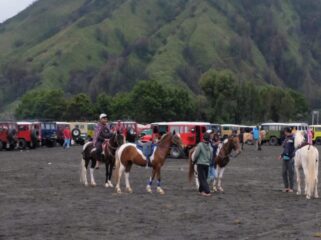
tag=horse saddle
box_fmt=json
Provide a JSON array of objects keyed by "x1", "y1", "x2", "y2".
[{"x1": 136, "y1": 141, "x2": 156, "y2": 162}]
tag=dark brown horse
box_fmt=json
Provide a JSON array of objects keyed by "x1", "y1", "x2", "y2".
[
  {"x1": 80, "y1": 132, "x2": 124, "y2": 187},
  {"x1": 115, "y1": 132, "x2": 183, "y2": 194},
  {"x1": 188, "y1": 135, "x2": 241, "y2": 192}
]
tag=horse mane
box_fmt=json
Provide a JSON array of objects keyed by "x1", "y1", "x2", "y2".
[
  {"x1": 158, "y1": 132, "x2": 171, "y2": 144},
  {"x1": 294, "y1": 131, "x2": 305, "y2": 148}
]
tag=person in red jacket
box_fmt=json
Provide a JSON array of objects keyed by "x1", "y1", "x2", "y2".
[{"x1": 63, "y1": 126, "x2": 71, "y2": 149}]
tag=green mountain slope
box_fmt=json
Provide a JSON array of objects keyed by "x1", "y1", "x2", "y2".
[{"x1": 1, "y1": 0, "x2": 321, "y2": 113}]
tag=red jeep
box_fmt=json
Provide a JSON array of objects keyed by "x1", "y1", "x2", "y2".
[
  {"x1": 17, "y1": 121, "x2": 42, "y2": 149},
  {"x1": 0, "y1": 122, "x2": 18, "y2": 150}
]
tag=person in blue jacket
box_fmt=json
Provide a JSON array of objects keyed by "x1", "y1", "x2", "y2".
[{"x1": 252, "y1": 126, "x2": 261, "y2": 150}]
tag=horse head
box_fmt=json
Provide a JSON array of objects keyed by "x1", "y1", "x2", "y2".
[
  {"x1": 229, "y1": 135, "x2": 241, "y2": 157},
  {"x1": 294, "y1": 130, "x2": 305, "y2": 148},
  {"x1": 171, "y1": 132, "x2": 183, "y2": 151}
]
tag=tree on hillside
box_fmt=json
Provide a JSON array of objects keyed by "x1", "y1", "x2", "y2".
[
  {"x1": 95, "y1": 93, "x2": 113, "y2": 118},
  {"x1": 15, "y1": 89, "x2": 66, "y2": 120},
  {"x1": 64, "y1": 93, "x2": 95, "y2": 121},
  {"x1": 199, "y1": 70, "x2": 238, "y2": 122}
]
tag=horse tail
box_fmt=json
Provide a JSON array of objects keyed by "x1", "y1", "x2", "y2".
[
  {"x1": 306, "y1": 147, "x2": 318, "y2": 197},
  {"x1": 188, "y1": 148, "x2": 195, "y2": 183}
]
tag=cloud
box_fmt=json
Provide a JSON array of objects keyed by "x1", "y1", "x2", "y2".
[{"x1": 0, "y1": 0, "x2": 36, "y2": 23}]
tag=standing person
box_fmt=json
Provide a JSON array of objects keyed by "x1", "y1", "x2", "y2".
[
  {"x1": 114, "y1": 120, "x2": 126, "y2": 143},
  {"x1": 307, "y1": 127, "x2": 313, "y2": 145},
  {"x1": 252, "y1": 126, "x2": 261, "y2": 150},
  {"x1": 208, "y1": 133, "x2": 221, "y2": 184},
  {"x1": 63, "y1": 126, "x2": 71, "y2": 149},
  {"x1": 278, "y1": 127, "x2": 295, "y2": 193},
  {"x1": 239, "y1": 127, "x2": 245, "y2": 150},
  {"x1": 193, "y1": 132, "x2": 213, "y2": 196},
  {"x1": 93, "y1": 113, "x2": 112, "y2": 169}
]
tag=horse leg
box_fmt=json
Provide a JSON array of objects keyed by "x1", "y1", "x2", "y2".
[
  {"x1": 89, "y1": 159, "x2": 97, "y2": 187},
  {"x1": 104, "y1": 160, "x2": 110, "y2": 188},
  {"x1": 80, "y1": 158, "x2": 89, "y2": 186},
  {"x1": 146, "y1": 168, "x2": 156, "y2": 193},
  {"x1": 107, "y1": 160, "x2": 114, "y2": 187},
  {"x1": 115, "y1": 162, "x2": 125, "y2": 193},
  {"x1": 194, "y1": 164, "x2": 199, "y2": 189},
  {"x1": 314, "y1": 176, "x2": 319, "y2": 198},
  {"x1": 213, "y1": 167, "x2": 219, "y2": 192},
  {"x1": 295, "y1": 164, "x2": 301, "y2": 195},
  {"x1": 217, "y1": 167, "x2": 225, "y2": 192},
  {"x1": 125, "y1": 163, "x2": 133, "y2": 193},
  {"x1": 156, "y1": 167, "x2": 165, "y2": 195}
]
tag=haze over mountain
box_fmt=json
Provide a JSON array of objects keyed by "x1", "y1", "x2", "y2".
[{"x1": 0, "y1": 0, "x2": 321, "y2": 113}]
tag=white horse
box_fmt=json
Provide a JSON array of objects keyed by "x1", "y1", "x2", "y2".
[{"x1": 294, "y1": 131, "x2": 319, "y2": 199}]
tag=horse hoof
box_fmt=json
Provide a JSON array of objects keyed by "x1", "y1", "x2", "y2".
[
  {"x1": 296, "y1": 191, "x2": 301, "y2": 195},
  {"x1": 306, "y1": 195, "x2": 311, "y2": 200},
  {"x1": 126, "y1": 187, "x2": 133, "y2": 193},
  {"x1": 157, "y1": 187, "x2": 165, "y2": 195},
  {"x1": 108, "y1": 181, "x2": 114, "y2": 188},
  {"x1": 116, "y1": 188, "x2": 122, "y2": 194},
  {"x1": 217, "y1": 187, "x2": 224, "y2": 192},
  {"x1": 104, "y1": 183, "x2": 109, "y2": 188},
  {"x1": 212, "y1": 187, "x2": 218, "y2": 192},
  {"x1": 146, "y1": 186, "x2": 152, "y2": 193},
  {"x1": 91, "y1": 183, "x2": 97, "y2": 187}
]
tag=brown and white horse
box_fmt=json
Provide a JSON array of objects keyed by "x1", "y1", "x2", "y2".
[
  {"x1": 213, "y1": 135, "x2": 241, "y2": 192},
  {"x1": 115, "y1": 132, "x2": 183, "y2": 194},
  {"x1": 80, "y1": 132, "x2": 124, "y2": 187},
  {"x1": 188, "y1": 135, "x2": 241, "y2": 192}
]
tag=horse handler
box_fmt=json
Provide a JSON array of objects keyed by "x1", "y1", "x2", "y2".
[
  {"x1": 278, "y1": 127, "x2": 295, "y2": 193},
  {"x1": 193, "y1": 132, "x2": 213, "y2": 197}
]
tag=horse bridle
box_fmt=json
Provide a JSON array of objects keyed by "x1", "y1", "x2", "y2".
[
  {"x1": 105, "y1": 133, "x2": 122, "y2": 157},
  {"x1": 217, "y1": 138, "x2": 239, "y2": 159}
]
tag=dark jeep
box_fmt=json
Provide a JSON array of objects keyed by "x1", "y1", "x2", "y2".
[{"x1": 40, "y1": 121, "x2": 58, "y2": 147}]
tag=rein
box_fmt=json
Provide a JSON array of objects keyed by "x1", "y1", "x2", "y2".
[
  {"x1": 217, "y1": 139, "x2": 239, "y2": 159},
  {"x1": 296, "y1": 142, "x2": 311, "y2": 150},
  {"x1": 105, "y1": 133, "x2": 123, "y2": 157}
]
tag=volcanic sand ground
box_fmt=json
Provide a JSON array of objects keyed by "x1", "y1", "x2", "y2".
[{"x1": 1, "y1": 144, "x2": 321, "y2": 240}]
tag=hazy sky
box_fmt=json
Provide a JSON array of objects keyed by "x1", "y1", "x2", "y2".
[{"x1": 0, "y1": 0, "x2": 36, "y2": 23}]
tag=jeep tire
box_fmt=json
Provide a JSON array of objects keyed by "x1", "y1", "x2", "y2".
[
  {"x1": 269, "y1": 137, "x2": 278, "y2": 146},
  {"x1": 18, "y1": 139, "x2": 26, "y2": 149},
  {"x1": 72, "y1": 128, "x2": 81, "y2": 139}
]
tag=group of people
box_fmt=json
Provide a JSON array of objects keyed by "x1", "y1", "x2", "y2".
[
  {"x1": 192, "y1": 131, "x2": 221, "y2": 197},
  {"x1": 73, "y1": 113, "x2": 313, "y2": 195},
  {"x1": 192, "y1": 125, "x2": 314, "y2": 196}
]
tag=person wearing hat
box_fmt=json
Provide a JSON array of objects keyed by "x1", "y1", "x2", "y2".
[
  {"x1": 193, "y1": 132, "x2": 213, "y2": 196},
  {"x1": 278, "y1": 127, "x2": 295, "y2": 193},
  {"x1": 93, "y1": 113, "x2": 112, "y2": 169}
]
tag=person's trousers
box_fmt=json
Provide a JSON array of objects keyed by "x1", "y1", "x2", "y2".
[
  {"x1": 63, "y1": 139, "x2": 71, "y2": 148},
  {"x1": 282, "y1": 159, "x2": 294, "y2": 189},
  {"x1": 197, "y1": 164, "x2": 210, "y2": 194},
  {"x1": 208, "y1": 165, "x2": 215, "y2": 182}
]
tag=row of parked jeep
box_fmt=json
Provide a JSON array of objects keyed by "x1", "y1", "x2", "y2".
[{"x1": 0, "y1": 121, "x2": 98, "y2": 151}]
